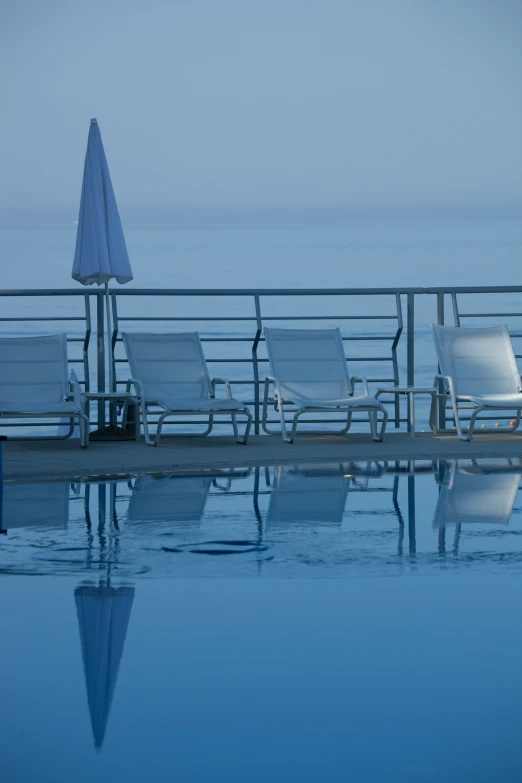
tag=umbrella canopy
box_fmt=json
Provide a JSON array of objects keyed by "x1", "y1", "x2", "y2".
[
  {"x1": 75, "y1": 583, "x2": 134, "y2": 749},
  {"x1": 72, "y1": 119, "x2": 132, "y2": 396},
  {"x1": 72, "y1": 119, "x2": 132, "y2": 286}
]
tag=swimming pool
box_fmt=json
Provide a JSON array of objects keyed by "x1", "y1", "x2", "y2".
[{"x1": 1, "y1": 459, "x2": 521, "y2": 782}]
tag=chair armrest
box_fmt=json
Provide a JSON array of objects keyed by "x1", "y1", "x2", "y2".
[
  {"x1": 264, "y1": 376, "x2": 281, "y2": 404},
  {"x1": 434, "y1": 374, "x2": 457, "y2": 400},
  {"x1": 126, "y1": 378, "x2": 146, "y2": 401},
  {"x1": 350, "y1": 376, "x2": 370, "y2": 396},
  {"x1": 211, "y1": 377, "x2": 233, "y2": 399}
]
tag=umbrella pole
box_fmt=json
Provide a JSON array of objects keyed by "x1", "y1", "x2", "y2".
[
  {"x1": 105, "y1": 282, "x2": 114, "y2": 393},
  {"x1": 105, "y1": 283, "x2": 116, "y2": 429}
]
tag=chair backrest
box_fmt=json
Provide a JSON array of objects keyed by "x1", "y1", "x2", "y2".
[
  {"x1": 264, "y1": 328, "x2": 351, "y2": 401},
  {"x1": 267, "y1": 465, "x2": 349, "y2": 525},
  {"x1": 0, "y1": 481, "x2": 69, "y2": 530},
  {"x1": 122, "y1": 332, "x2": 212, "y2": 402},
  {"x1": 0, "y1": 334, "x2": 69, "y2": 405},
  {"x1": 433, "y1": 466, "x2": 520, "y2": 527},
  {"x1": 431, "y1": 324, "x2": 520, "y2": 397},
  {"x1": 127, "y1": 474, "x2": 211, "y2": 524}
]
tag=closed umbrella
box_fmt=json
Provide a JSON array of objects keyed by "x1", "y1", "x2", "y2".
[{"x1": 72, "y1": 118, "x2": 133, "y2": 399}]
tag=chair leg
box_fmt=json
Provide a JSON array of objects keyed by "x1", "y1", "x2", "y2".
[
  {"x1": 121, "y1": 400, "x2": 129, "y2": 432},
  {"x1": 429, "y1": 392, "x2": 439, "y2": 433},
  {"x1": 290, "y1": 409, "x2": 307, "y2": 443},
  {"x1": 450, "y1": 397, "x2": 468, "y2": 441},
  {"x1": 79, "y1": 412, "x2": 90, "y2": 448},
  {"x1": 135, "y1": 402, "x2": 141, "y2": 442},
  {"x1": 154, "y1": 412, "x2": 171, "y2": 446},
  {"x1": 262, "y1": 379, "x2": 282, "y2": 436},
  {"x1": 141, "y1": 406, "x2": 155, "y2": 446},
  {"x1": 77, "y1": 415, "x2": 84, "y2": 448},
  {"x1": 261, "y1": 378, "x2": 270, "y2": 433},
  {"x1": 378, "y1": 408, "x2": 388, "y2": 441},
  {"x1": 340, "y1": 411, "x2": 352, "y2": 435},
  {"x1": 204, "y1": 415, "x2": 214, "y2": 437},
  {"x1": 231, "y1": 413, "x2": 239, "y2": 441},
  {"x1": 369, "y1": 407, "x2": 387, "y2": 442},
  {"x1": 235, "y1": 410, "x2": 252, "y2": 444},
  {"x1": 278, "y1": 402, "x2": 293, "y2": 443},
  {"x1": 467, "y1": 406, "x2": 485, "y2": 441},
  {"x1": 368, "y1": 410, "x2": 377, "y2": 440}
]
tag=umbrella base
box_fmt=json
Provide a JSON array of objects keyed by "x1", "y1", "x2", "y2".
[{"x1": 89, "y1": 425, "x2": 135, "y2": 441}]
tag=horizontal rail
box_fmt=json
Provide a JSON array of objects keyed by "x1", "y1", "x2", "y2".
[
  {"x1": 3, "y1": 285, "x2": 522, "y2": 296},
  {"x1": 0, "y1": 316, "x2": 86, "y2": 322},
  {"x1": 113, "y1": 334, "x2": 397, "y2": 341},
  {"x1": 460, "y1": 312, "x2": 522, "y2": 318},
  {"x1": 108, "y1": 286, "x2": 522, "y2": 294}
]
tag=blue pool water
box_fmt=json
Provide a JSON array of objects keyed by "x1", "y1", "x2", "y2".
[{"x1": 1, "y1": 459, "x2": 521, "y2": 782}]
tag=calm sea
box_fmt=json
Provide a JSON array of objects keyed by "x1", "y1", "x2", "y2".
[{"x1": 1, "y1": 209, "x2": 521, "y2": 290}]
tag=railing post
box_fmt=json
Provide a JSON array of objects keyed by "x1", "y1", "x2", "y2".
[
  {"x1": 407, "y1": 293, "x2": 414, "y2": 434},
  {"x1": 436, "y1": 292, "x2": 446, "y2": 429},
  {"x1": 97, "y1": 292, "x2": 105, "y2": 429},
  {"x1": 83, "y1": 294, "x2": 91, "y2": 394},
  {"x1": 392, "y1": 293, "x2": 403, "y2": 428},
  {"x1": 252, "y1": 294, "x2": 262, "y2": 435}
]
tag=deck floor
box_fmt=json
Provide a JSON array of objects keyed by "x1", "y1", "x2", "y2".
[{"x1": 3, "y1": 431, "x2": 522, "y2": 482}]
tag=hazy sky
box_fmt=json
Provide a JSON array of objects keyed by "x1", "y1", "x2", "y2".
[{"x1": 1, "y1": 0, "x2": 521, "y2": 211}]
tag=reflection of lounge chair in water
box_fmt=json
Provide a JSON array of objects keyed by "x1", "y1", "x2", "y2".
[
  {"x1": 0, "y1": 481, "x2": 70, "y2": 532},
  {"x1": 433, "y1": 462, "x2": 521, "y2": 528},
  {"x1": 127, "y1": 475, "x2": 212, "y2": 527},
  {"x1": 267, "y1": 465, "x2": 350, "y2": 525}
]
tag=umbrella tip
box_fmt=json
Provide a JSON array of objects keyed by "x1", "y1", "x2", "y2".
[{"x1": 90, "y1": 118, "x2": 98, "y2": 124}]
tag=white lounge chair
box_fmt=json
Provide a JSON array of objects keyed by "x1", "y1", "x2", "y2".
[
  {"x1": 431, "y1": 324, "x2": 522, "y2": 441},
  {"x1": 121, "y1": 332, "x2": 252, "y2": 446},
  {"x1": 0, "y1": 334, "x2": 89, "y2": 447},
  {"x1": 433, "y1": 461, "x2": 520, "y2": 528},
  {"x1": 262, "y1": 327, "x2": 388, "y2": 443}
]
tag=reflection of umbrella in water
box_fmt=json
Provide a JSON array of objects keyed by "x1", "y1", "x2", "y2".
[
  {"x1": 77, "y1": 480, "x2": 133, "y2": 749},
  {"x1": 75, "y1": 581, "x2": 134, "y2": 750}
]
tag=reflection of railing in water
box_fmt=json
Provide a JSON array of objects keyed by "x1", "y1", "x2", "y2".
[
  {"x1": 253, "y1": 461, "x2": 432, "y2": 556},
  {"x1": 1, "y1": 459, "x2": 520, "y2": 566}
]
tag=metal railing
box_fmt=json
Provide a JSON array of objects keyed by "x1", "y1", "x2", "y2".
[
  {"x1": 2, "y1": 285, "x2": 522, "y2": 436},
  {"x1": 109, "y1": 288, "x2": 403, "y2": 434}
]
